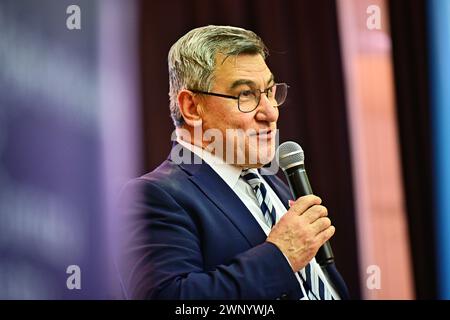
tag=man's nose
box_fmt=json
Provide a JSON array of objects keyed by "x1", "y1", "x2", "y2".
[{"x1": 255, "y1": 93, "x2": 278, "y2": 122}]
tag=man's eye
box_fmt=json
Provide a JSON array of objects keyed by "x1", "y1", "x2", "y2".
[{"x1": 240, "y1": 90, "x2": 255, "y2": 97}]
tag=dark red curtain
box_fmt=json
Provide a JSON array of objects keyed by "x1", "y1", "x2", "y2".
[
  {"x1": 139, "y1": 0, "x2": 361, "y2": 298},
  {"x1": 389, "y1": 0, "x2": 437, "y2": 299}
]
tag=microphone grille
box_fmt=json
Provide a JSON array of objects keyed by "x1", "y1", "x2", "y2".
[{"x1": 277, "y1": 141, "x2": 305, "y2": 170}]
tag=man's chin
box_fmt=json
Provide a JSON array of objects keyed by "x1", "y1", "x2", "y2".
[
  {"x1": 243, "y1": 151, "x2": 276, "y2": 168},
  {"x1": 258, "y1": 147, "x2": 276, "y2": 165}
]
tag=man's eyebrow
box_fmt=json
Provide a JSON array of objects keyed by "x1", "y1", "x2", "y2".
[
  {"x1": 230, "y1": 79, "x2": 256, "y2": 90},
  {"x1": 229, "y1": 74, "x2": 275, "y2": 90}
]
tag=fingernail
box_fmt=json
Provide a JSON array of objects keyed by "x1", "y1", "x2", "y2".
[{"x1": 288, "y1": 200, "x2": 294, "y2": 207}]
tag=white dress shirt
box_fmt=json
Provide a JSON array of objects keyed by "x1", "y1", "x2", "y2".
[{"x1": 176, "y1": 138, "x2": 340, "y2": 300}]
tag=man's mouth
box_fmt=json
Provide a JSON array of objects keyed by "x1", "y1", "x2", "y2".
[{"x1": 249, "y1": 129, "x2": 274, "y2": 138}]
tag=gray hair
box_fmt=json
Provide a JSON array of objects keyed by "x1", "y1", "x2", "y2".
[{"x1": 168, "y1": 25, "x2": 268, "y2": 127}]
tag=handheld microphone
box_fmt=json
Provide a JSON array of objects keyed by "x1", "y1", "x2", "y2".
[{"x1": 277, "y1": 141, "x2": 335, "y2": 266}]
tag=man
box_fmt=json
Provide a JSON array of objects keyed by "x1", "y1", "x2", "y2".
[{"x1": 120, "y1": 25, "x2": 349, "y2": 300}]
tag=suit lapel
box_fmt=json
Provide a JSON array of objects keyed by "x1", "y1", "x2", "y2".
[{"x1": 171, "y1": 144, "x2": 267, "y2": 248}]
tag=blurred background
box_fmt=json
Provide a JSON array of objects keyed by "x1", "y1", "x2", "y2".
[{"x1": 0, "y1": 0, "x2": 449, "y2": 299}]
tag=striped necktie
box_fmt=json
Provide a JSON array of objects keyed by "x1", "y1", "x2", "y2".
[
  {"x1": 240, "y1": 169, "x2": 277, "y2": 228},
  {"x1": 241, "y1": 169, "x2": 334, "y2": 300},
  {"x1": 301, "y1": 263, "x2": 334, "y2": 300}
]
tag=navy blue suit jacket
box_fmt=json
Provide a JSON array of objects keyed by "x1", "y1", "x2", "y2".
[{"x1": 120, "y1": 144, "x2": 349, "y2": 300}]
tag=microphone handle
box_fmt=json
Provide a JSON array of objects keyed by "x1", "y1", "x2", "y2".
[{"x1": 285, "y1": 165, "x2": 335, "y2": 266}]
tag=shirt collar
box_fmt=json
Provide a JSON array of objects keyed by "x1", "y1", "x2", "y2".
[{"x1": 176, "y1": 138, "x2": 243, "y2": 190}]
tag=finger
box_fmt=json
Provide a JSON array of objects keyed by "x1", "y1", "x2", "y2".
[
  {"x1": 289, "y1": 195, "x2": 322, "y2": 216},
  {"x1": 316, "y1": 225, "x2": 335, "y2": 244},
  {"x1": 302, "y1": 205, "x2": 328, "y2": 223},
  {"x1": 310, "y1": 217, "x2": 332, "y2": 235}
]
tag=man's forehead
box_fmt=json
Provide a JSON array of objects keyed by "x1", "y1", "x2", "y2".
[{"x1": 214, "y1": 53, "x2": 273, "y2": 82}]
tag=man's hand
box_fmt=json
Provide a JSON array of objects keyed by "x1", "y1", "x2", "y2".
[{"x1": 266, "y1": 195, "x2": 335, "y2": 272}]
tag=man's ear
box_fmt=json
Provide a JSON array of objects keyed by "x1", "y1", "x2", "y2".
[{"x1": 178, "y1": 90, "x2": 203, "y2": 127}]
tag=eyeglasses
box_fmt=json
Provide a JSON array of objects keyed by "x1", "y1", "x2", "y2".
[{"x1": 189, "y1": 83, "x2": 289, "y2": 113}]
